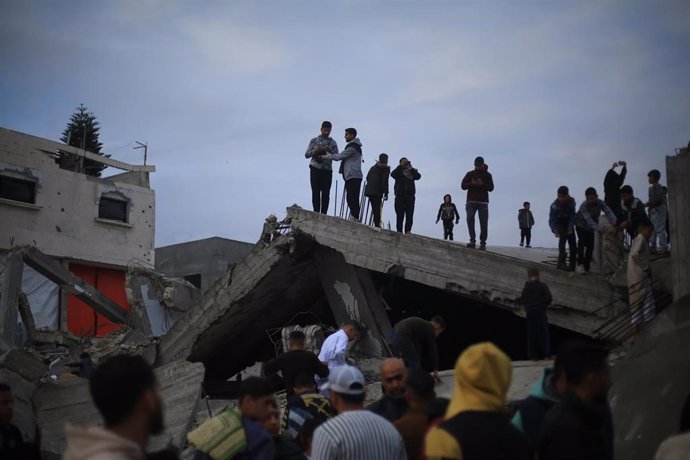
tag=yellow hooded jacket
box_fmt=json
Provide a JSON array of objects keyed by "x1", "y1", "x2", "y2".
[{"x1": 425, "y1": 342, "x2": 512, "y2": 459}]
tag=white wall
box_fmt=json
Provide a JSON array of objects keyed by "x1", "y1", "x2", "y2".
[{"x1": 0, "y1": 129, "x2": 155, "y2": 268}]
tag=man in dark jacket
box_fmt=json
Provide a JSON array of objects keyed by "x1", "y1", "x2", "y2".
[
  {"x1": 0, "y1": 383, "x2": 40, "y2": 460},
  {"x1": 366, "y1": 358, "x2": 409, "y2": 423},
  {"x1": 264, "y1": 330, "x2": 329, "y2": 396},
  {"x1": 521, "y1": 268, "x2": 553, "y2": 360},
  {"x1": 538, "y1": 341, "x2": 614, "y2": 460},
  {"x1": 304, "y1": 121, "x2": 338, "y2": 214},
  {"x1": 391, "y1": 157, "x2": 421, "y2": 233},
  {"x1": 460, "y1": 156, "x2": 494, "y2": 250},
  {"x1": 364, "y1": 153, "x2": 390, "y2": 228},
  {"x1": 549, "y1": 186, "x2": 577, "y2": 271},
  {"x1": 603, "y1": 161, "x2": 626, "y2": 217},
  {"x1": 618, "y1": 185, "x2": 648, "y2": 239},
  {"x1": 389, "y1": 316, "x2": 445, "y2": 383}
]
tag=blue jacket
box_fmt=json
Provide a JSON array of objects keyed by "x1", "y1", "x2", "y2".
[
  {"x1": 549, "y1": 197, "x2": 576, "y2": 233},
  {"x1": 512, "y1": 367, "x2": 559, "y2": 450}
]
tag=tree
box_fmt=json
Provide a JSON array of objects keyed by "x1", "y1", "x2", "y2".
[{"x1": 59, "y1": 104, "x2": 110, "y2": 177}]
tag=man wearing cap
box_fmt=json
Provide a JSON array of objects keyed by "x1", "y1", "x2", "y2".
[
  {"x1": 461, "y1": 156, "x2": 494, "y2": 250},
  {"x1": 312, "y1": 365, "x2": 407, "y2": 460},
  {"x1": 364, "y1": 153, "x2": 390, "y2": 229},
  {"x1": 305, "y1": 121, "x2": 338, "y2": 214}
]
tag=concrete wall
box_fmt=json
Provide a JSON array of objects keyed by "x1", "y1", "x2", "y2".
[
  {"x1": 667, "y1": 152, "x2": 690, "y2": 302},
  {"x1": 155, "y1": 237, "x2": 254, "y2": 292},
  {"x1": 0, "y1": 128, "x2": 155, "y2": 268}
]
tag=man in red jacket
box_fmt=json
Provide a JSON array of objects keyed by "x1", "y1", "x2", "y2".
[{"x1": 460, "y1": 156, "x2": 494, "y2": 250}]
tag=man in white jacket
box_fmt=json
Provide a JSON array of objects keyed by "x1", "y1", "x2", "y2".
[{"x1": 64, "y1": 355, "x2": 164, "y2": 460}]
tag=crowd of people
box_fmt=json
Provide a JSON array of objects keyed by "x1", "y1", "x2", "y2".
[
  {"x1": 1, "y1": 317, "x2": 687, "y2": 459},
  {"x1": 304, "y1": 122, "x2": 669, "y2": 263}
]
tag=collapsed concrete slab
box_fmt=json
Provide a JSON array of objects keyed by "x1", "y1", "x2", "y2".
[
  {"x1": 287, "y1": 206, "x2": 625, "y2": 335},
  {"x1": 34, "y1": 359, "x2": 204, "y2": 458},
  {"x1": 157, "y1": 206, "x2": 638, "y2": 382}
]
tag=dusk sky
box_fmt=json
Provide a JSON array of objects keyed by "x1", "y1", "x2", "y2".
[{"x1": 1, "y1": 0, "x2": 688, "y2": 249}]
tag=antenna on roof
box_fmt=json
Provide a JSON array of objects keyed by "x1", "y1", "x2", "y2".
[{"x1": 134, "y1": 141, "x2": 148, "y2": 165}]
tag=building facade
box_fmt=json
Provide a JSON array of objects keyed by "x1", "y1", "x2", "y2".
[{"x1": 0, "y1": 127, "x2": 155, "y2": 336}]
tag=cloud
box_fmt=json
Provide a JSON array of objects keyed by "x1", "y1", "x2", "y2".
[{"x1": 178, "y1": 18, "x2": 292, "y2": 74}]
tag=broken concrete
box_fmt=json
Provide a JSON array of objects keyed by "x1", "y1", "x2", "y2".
[
  {"x1": 287, "y1": 206, "x2": 626, "y2": 335},
  {"x1": 126, "y1": 266, "x2": 200, "y2": 337},
  {"x1": 34, "y1": 359, "x2": 204, "y2": 458},
  {"x1": 157, "y1": 205, "x2": 639, "y2": 381}
]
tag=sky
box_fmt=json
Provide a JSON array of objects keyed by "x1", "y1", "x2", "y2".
[{"x1": 1, "y1": 0, "x2": 688, "y2": 248}]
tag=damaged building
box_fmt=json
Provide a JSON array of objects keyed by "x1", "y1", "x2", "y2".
[{"x1": 0, "y1": 125, "x2": 688, "y2": 460}]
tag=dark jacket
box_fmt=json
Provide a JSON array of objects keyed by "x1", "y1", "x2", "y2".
[
  {"x1": 518, "y1": 209, "x2": 535, "y2": 229},
  {"x1": 620, "y1": 197, "x2": 648, "y2": 236},
  {"x1": 603, "y1": 166, "x2": 626, "y2": 212},
  {"x1": 282, "y1": 392, "x2": 335, "y2": 439},
  {"x1": 538, "y1": 392, "x2": 612, "y2": 460},
  {"x1": 264, "y1": 350, "x2": 329, "y2": 396},
  {"x1": 394, "y1": 317, "x2": 438, "y2": 371},
  {"x1": 366, "y1": 395, "x2": 409, "y2": 423},
  {"x1": 437, "y1": 203, "x2": 460, "y2": 222},
  {"x1": 549, "y1": 197, "x2": 576, "y2": 233},
  {"x1": 511, "y1": 368, "x2": 559, "y2": 450},
  {"x1": 364, "y1": 162, "x2": 390, "y2": 197},
  {"x1": 521, "y1": 280, "x2": 552, "y2": 313},
  {"x1": 273, "y1": 435, "x2": 307, "y2": 460},
  {"x1": 460, "y1": 168, "x2": 494, "y2": 203},
  {"x1": 391, "y1": 165, "x2": 421, "y2": 197}
]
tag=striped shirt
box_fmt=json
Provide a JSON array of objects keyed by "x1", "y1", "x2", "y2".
[{"x1": 312, "y1": 410, "x2": 407, "y2": 460}]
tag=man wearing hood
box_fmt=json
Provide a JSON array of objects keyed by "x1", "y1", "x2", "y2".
[
  {"x1": 549, "y1": 186, "x2": 577, "y2": 271},
  {"x1": 64, "y1": 354, "x2": 164, "y2": 460},
  {"x1": 320, "y1": 128, "x2": 364, "y2": 221},
  {"x1": 460, "y1": 156, "x2": 494, "y2": 250},
  {"x1": 364, "y1": 153, "x2": 390, "y2": 229},
  {"x1": 304, "y1": 121, "x2": 338, "y2": 214},
  {"x1": 425, "y1": 342, "x2": 531, "y2": 460}
]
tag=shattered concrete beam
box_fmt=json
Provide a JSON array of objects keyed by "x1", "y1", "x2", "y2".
[
  {"x1": 0, "y1": 251, "x2": 23, "y2": 343},
  {"x1": 17, "y1": 246, "x2": 144, "y2": 329},
  {"x1": 287, "y1": 206, "x2": 624, "y2": 336}
]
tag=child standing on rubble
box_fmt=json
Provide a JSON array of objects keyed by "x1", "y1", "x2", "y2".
[
  {"x1": 436, "y1": 194, "x2": 460, "y2": 240},
  {"x1": 518, "y1": 201, "x2": 535, "y2": 247}
]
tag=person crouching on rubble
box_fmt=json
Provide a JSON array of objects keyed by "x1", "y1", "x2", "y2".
[{"x1": 188, "y1": 377, "x2": 275, "y2": 460}]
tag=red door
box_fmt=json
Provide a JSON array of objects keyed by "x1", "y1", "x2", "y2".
[{"x1": 67, "y1": 264, "x2": 130, "y2": 337}]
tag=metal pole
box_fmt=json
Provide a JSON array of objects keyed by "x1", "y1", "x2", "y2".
[
  {"x1": 334, "y1": 180, "x2": 338, "y2": 217},
  {"x1": 134, "y1": 141, "x2": 148, "y2": 165}
]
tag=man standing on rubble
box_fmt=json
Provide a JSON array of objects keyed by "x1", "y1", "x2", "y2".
[
  {"x1": 264, "y1": 330, "x2": 329, "y2": 396},
  {"x1": 391, "y1": 157, "x2": 421, "y2": 233},
  {"x1": 305, "y1": 121, "x2": 338, "y2": 214},
  {"x1": 461, "y1": 156, "x2": 494, "y2": 250},
  {"x1": 318, "y1": 320, "x2": 360, "y2": 371},
  {"x1": 64, "y1": 354, "x2": 165, "y2": 460},
  {"x1": 319, "y1": 128, "x2": 364, "y2": 221}
]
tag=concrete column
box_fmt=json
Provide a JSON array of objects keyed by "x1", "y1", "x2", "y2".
[
  {"x1": 314, "y1": 247, "x2": 392, "y2": 357},
  {"x1": 0, "y1": 251, "x2": 23, "y2": 345},
  {"x1": 667, "y1": 151, "x2": 690, "y2": 302}
]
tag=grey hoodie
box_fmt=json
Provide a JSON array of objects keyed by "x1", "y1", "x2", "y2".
[{"x1": 324, "y1": 138, "x2": 363, "y2": 181}]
